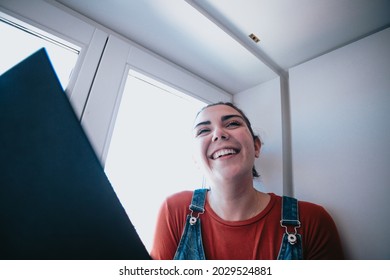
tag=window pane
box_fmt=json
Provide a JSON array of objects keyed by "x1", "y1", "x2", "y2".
[
  {"x1": 105, "y1": 70, "x2": 206, "y2": 251},
  {"x1": 0, "y1": 15, "x2": 79, "y2": 90}
]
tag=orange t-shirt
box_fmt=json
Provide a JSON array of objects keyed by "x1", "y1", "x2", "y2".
[{"x1": 151, "y1": 191, "x2": 344, "y2": 260}]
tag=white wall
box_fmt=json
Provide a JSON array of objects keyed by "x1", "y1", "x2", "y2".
[
  {"x1": 289, "y1": 28, "x2": 390, "y2": 259},
  {"x1": 234, "y1": 77, "x2": 284, "y2": 196},
  {"x1": 236, "y1": 28, "x2": 390, "y2": 259}
]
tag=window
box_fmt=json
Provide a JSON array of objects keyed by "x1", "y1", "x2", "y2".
[
  {"x1": 104, "y1": 70, "x2": 206, "y2": 251},
  {"x1": 0, "y1": 14, "x2": 79, "y2": 90}
]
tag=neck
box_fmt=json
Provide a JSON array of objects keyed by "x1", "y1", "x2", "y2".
[{"x1": 207, "y1": 176, "x2": 269, "y2": 221}]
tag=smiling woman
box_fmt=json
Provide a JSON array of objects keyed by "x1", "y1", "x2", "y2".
[
  {"x1": 151, "y1": 102, "x2": 345, "y2": 260},
  {"x1": 192, "y1": 104, "x2": 261, "y2": 188},
  {"x1": 193, "y1": 102, "x2": 261, "y2": 178}
]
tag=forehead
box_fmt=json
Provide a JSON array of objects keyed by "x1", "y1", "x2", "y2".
[{"x1": 195, "y1": 105, "x2": 242, "y2": 123}]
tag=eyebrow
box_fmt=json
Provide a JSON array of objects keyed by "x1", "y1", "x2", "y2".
[
  {"x1": 193, "y1": 120, "x2": 211, "y2": 129},
  {"x1": 221, "y1": 114, "x2": 244, "y2": 122},
  {"x1": 193, "y1": 114, "x2": 244, "y2": 129}
]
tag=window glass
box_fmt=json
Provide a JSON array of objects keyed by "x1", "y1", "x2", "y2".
[
  {"x1": 0, "y1": 15, "x2": 79, "y2": 90},
  {"x1": 105, "y1": 70, "x2": 206, "y2": 251}
]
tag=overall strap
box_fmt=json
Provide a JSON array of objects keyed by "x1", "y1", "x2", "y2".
[
  {"x1": 277, "y1": 196, "x2": 303, "y2": 260},
  {"x1": 281, "y1": 196, "x2": 300, "y2": 227},
  {"x1": 173, "y1": 189, "x2": 208, "y2": 260},
  {"x1": 189, "y1": 188, "x2": 208, "y2": 225}
]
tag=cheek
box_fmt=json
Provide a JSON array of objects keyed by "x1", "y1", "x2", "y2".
[{"x1": 241, "y1": 136, "x2": 257, "y2": 157}]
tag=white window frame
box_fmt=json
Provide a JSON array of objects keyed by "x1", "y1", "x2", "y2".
[{"x1": 0, "y1": 0, "x2": 232, "y2": 165}]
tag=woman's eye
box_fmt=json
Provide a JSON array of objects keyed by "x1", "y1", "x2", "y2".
[
  {"x1": 226, "y1": 121, "x2": 241, "y2": 128},
  {"x1": 196, "y1": 128, "x2": 210, "y2": 136}
]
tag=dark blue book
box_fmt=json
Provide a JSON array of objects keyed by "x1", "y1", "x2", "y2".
[{"x1": 0, "y1": 48, "x2": 150, "y2": 260}]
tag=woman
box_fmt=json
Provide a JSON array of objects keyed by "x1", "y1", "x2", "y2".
[{"x1": 151, "y1": 102, "x2": 344, "y2": 260}]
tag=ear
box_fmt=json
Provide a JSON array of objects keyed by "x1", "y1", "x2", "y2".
[{"x1": 254, "y1": 137, "x2": 261, "y2": 158}]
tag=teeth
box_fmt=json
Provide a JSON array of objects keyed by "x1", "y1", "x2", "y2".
[{"x1": 212, "y1": 149, "x2": 237, "y2": 159}]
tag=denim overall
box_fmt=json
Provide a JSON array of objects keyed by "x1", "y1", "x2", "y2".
[{"x1": 173, "y1": 189, "x2": 303, "y2": 260}]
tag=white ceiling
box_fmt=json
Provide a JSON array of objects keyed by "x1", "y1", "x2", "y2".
[{"x1": 56, "y1": 0, "x2": 390, "y2": 94}]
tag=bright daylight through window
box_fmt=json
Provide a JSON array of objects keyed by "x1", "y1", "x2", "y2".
[
  {"x1": 105, "y1": 70, "x2": 206, "y2": 251},
  {"x1": 0, "y1": 14, "x2": 79, "y2": 90}
]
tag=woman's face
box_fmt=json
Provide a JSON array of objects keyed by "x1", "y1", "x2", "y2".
[{"x1": 192, "y1": 105, "x2": 260, "y2": 183}]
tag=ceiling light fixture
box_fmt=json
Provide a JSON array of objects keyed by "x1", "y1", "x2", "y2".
[{"x1": 249, "y1": 33, "x2": 260, "y2": 43}]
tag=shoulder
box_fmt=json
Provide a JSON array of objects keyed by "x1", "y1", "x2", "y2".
[
  {"x1": 155, "y1": 190, "x2": 194, "y2": 233},
  {"x1": 272, "y1": 194, "x2": 329, "y2": 216},
  {"x1": 165, "y1": 190, "x2": 193, "y2": 205},
  {"x1": 161, "y1": 190, "x2": 193, "y2": 214},
  {"x1": 298, "y1": 199, "x2": 333, "y2": 222},
  {"x1": 296, "y1": 198, "x2": 340, "y2": 239},
  {"x1": 294, "y1": 198, "x2": 344, "y2": 259},
  {"x1": 270, "y1": 194, "x2": 334, "y2": 224}
]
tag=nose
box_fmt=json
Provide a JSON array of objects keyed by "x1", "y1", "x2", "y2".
[{"x1": 212, "y1": 128, "x2": 229, "y2": 142}]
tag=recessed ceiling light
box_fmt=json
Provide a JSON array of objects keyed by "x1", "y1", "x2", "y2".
[{"x1": 249, "y1": 33, "x2": 260, "y2": 43}]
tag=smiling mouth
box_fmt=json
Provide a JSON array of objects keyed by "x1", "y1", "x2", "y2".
[{"x1": 211, "y1": 148, "x2": 238, "y2": 159}]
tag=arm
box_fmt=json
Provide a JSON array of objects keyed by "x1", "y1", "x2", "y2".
[
  {"x1": 300, "y1": 202, "x2": 345, "y2": 259},
  {"x1": 150, "y1": 192, "x2": 190, "y2": 260}
]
